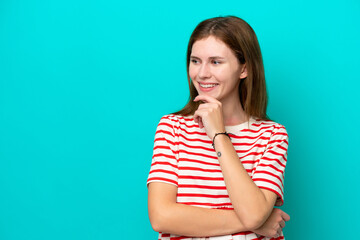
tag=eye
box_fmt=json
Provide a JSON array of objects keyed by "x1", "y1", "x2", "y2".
[
  {"x1": 212, "y1": 60, "x2": 221, "y2": 65},
  {"x1": 191, "y1": 59, "x2": 199, "y2": 64}
]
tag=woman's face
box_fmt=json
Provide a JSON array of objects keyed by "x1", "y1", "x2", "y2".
[{"x1": 189, "y1": 36, "x2": 247, "y2": 103}]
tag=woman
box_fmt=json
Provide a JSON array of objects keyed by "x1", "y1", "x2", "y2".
[{"x1": 147, "y1": 16, "x2": 290, "y2": 240}]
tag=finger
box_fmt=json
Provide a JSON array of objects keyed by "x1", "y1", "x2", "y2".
[
  {"x1": 279, "y1": 220, "x2": 286, "y2": 228},
  {"x1": 199, "y1": 119, "x2": 203, "y2": 128},
  {"x1": 194, "y1": 109, "x2": 207, "y2": 118},
  {"x1": 194, "y1": 109, "x2": 207, "y2": 127},
  {"x1": 277, "y1": 227, "x2": 282, "y2": 237},
  {"x1": 194, "y1": 94, "x2": 220, "y2": 104},
  {"x1": 281, "y1": 211, "x2": 290, "y2": 221},
  {"x1": 197, "y1": 102, "x2": 219, "y2": 110},
  {"x1": 194, "y1": 116, "x2": 203, "y2": 128}
]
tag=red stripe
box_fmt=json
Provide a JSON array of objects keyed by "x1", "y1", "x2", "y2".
[
  {"x1": 252, "y1": 178, "x2": 283, "y2": 195},
  {"x1": 232, "y1": 136, "x2": 270, "y2": 145},
  {"x1": 265, "y1": 150, "x2": 287, "y2": 163},
  {"x1": 252, "y1": 170, "x2": 283, "y2": 183},
  {"x1": 240, "y1": 151, "x2": 264, "y2": 158},
  {"x1": 156, "y1": 129, "x2": 175, "y2": 138},
  {"x1": 261, "y1": 156, "x2": 286, "y2": 167},
  {"x1": 180, "y1": 201, "x2": 232, "y2": 207},
  {"x1": 147, "y1": 177, "x2": 178, "y2": 186},
  {"x1": 232, "y1": 231, "x2": 254, "y2": 236},
  {"x1": 180, "y1": 141, "x2": 213, "y2": 151},
  {"x1": 151, "y1": 161, "x2": 178, "y2": 169},
  {"x1": 157, "y1": 122, "x2": 174, "y2": 130},
  {"x1": 179, "y1": 149, "x2": 217, "y2": 159},
  {"x1": 178, "y1": 158, "x2": 220, "y2": 167},
  {"x1": 159, "y1": 121, "x2": 207, "y2": 136},
  {"x1": 179, "y1": 134, "x2": 211, "y2": 144},
  {"x1": 179, "y1": 166, "x2": 222, "y2": 173},
  {"x1": 177, "y1": 193, "x2": 229, "y2": 198},
  {"x1": 180, "y1": 147, "x2": 270, "y2": 160},
  {"x1": 252, "y1": 121, "x2": 279, "y2": 127},
  {"x1": 178, "y1": 184, "x2": 226, "y2": 190},
  {"x1": 149, "y1": 169, "x2": 178, "y2": 177},
  {"x1": 273, "y1": 132, "x2": 287, "y2": 137},
  {"x1": 170, "y1": 236, "x2": 190, "y2": 240},
  {"x1": 230, "y1": 130, "x2": 272, "y2": 139},
  {"x1": 154, "y1": 136, "x2": 175, "y2": 146},
  {"x1": 154, "y1": 143, "x2": 178, "y2": 156},
  {"x1": 179, "y1": 175, "x2": 224, "y2": 181},
  {"x1": 257, "y1": 163, "x2": 284, "y2": 174},
  {"x1": 242, "y1": 124, "x2": 286, "y2": 133},
  {"x1": 277, "y1": 144, "x2": 287, "y2": 151},
  {"x1": 154, "y1": 145, "x2": 173, "y2": 151},
  {"x1": 268, "y1": 139, "x2": 288, "y2": 145},
  {"x1": 241, "y1": 160, "x2": 257, "y2": 164},
  {"x1": 177, "y1": 131, "x2": 274, "y2": 144},
  {"x1": 153, "y1": 153, "x2": 177, "y2": 161},
  {"x1": 180, "y1": 142, "x2": 269, "y2": 156},
  {"x1": 235, "y1": 143, "x2": 267, "y2": 153}
]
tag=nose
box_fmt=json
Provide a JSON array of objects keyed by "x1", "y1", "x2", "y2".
[{"x1": 198, "y1": 63, "x2": 211, "y2": 79}]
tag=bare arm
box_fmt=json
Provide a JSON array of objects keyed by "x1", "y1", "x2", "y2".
[
  {"x1": 214, "y1": 134, "x2": 278, "y2": 230},
  {"x1": 193, "y1": 95, "x2": 288, "y2": 230},
  {"x1": 148, "y1": 182, "x2": 248, "y2": 237},
  {"x1": 148, "y1": 182, "x2": 289, "y2": 238}
]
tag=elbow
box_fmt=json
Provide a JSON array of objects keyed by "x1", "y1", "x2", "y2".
[
  {"x1": 242, "y1": 217, "x2": 265, "y2": 231},
  {"x1": 149, "y1": 205, "x2": 171, "y2": 233},
  {"x1": 150, "y1": 218, "x2": 162, "y2": 233},
  {"x1": 235, "y1": 209, "x2": 268, "y2": 231}
]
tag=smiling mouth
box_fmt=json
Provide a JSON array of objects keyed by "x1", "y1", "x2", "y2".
[{"x1": 199, "y1": 83, "x2": 219, "y2": 88}]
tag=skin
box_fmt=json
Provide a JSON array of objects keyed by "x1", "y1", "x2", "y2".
[{"x1": 148, "y1": 35, "x2": 290, "y2": 238}]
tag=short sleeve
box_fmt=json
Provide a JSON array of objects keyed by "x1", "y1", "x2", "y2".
[
  {"x1": 147, "y1": 116, "x2": 179, "y2": 187},
  {"x1": 252, "y1": 124, "x2": 289, "y2": 206}
]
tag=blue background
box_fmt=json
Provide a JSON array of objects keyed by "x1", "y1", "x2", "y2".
[{"x1": 1, "y1": 0, "x2": 359, "y2": 239}]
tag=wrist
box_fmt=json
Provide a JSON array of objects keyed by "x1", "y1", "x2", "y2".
[{"x1": 212, "y1": 131, "x2": 231, "y2": 150}]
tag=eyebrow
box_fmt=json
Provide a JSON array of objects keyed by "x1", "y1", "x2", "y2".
[{"x1": 190, "y1": 55, "x2": 225, "y2": 60}]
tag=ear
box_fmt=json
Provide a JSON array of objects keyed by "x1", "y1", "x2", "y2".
[{"x1": 239, "y1": 63, "x2": 248, "y2": 79}]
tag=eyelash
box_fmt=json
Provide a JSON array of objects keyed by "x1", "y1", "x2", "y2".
[{"x1": 191, "y1": 59, "x2": 221, "y2": 64}]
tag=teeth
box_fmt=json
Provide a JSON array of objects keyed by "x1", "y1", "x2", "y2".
[{"x1": 200, "y1": 83, "x2": 218, "y2": 88}]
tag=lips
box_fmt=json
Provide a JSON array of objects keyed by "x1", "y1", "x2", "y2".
[
  {"x1": 198, "y1": 82, "x2": 219, "y2": 92},
  {"x1": 199, "y1": 83, "x2": 218, "y2": 88}
]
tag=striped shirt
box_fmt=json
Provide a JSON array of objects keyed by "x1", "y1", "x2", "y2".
[{"x1": 147, "y1": 114, "x2": 289, "y2": 240}]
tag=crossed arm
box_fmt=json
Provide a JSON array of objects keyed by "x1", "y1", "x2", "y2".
[
  {"x1": 148, "y1": 182, "x2": 289, "y2": 238},
  {"x1": 148, "y1": 135, "x2": 289, "y2": 237}
]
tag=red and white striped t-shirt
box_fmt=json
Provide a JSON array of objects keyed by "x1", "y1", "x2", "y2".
[{"x1": 147, "y1": 114, "x2": 289, "y2": 240}]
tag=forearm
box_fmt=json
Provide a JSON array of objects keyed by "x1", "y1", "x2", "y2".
[
  {"x1": 151, "y1": 202, "x2": 248, "y2": 237},
  {"x1": 214, "y1": 135, "x2": 273, "y2": 229}
]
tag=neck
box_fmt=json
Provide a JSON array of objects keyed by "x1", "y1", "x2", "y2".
[{"x1": 221, "y1": 93, "x2": 249, "y2": 126}]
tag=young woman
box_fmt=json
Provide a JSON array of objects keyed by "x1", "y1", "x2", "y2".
[{"x1": 147, "y1": 16, "x2": 290, "y2": 240}]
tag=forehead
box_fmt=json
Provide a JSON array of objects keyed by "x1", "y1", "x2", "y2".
[{"x1": 191, "y1": 36, "x2": 234, "y2": 58}]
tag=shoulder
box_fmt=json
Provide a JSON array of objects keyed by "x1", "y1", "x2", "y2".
[
  {"x1": 158, "y1": 114, "x2": 195, "y2": 128},
  {"x1": 251, "y1": 118, "x2": 288, "y2": 139}
]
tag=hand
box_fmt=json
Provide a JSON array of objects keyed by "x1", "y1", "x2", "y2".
[
  {"x1": 252, "y1": 208, "x2": 290, "y2": 238},
  {"x1": 193, "y1": 95, "x2": 225, "y2": 139}
]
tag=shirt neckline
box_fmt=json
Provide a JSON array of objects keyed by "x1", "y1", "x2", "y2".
[{"x1": 224, "y1": 117, "x2": 256, "y2": 133}]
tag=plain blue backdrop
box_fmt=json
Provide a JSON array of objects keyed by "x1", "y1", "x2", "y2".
[{"x1": 1, "y1": 0, "x2": 359, "y2": 239}]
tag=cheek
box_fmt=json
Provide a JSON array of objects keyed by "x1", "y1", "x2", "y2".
[
  {"x1": 188, "y1": 66, "x2": 197, "y2": 80},
  {"x1": 213, "y1": 68, "x2": 228, "y2": 82}
]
